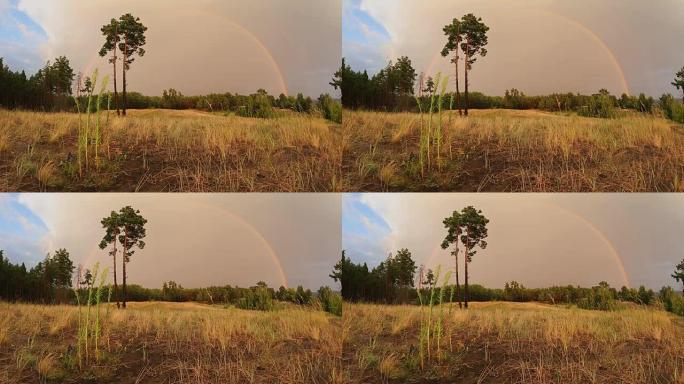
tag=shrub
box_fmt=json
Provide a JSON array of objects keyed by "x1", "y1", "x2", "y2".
[
  {"x1": 235, "y1": 287, "x2": 273, "y2": 311},
  {"x1": 577, "y1": 286, "x2": 617, "y2": 311},
  {"x1": 318, "y1": 94, "x2": 342, "y2": 123},
  {"x1": 317, "y1": 286, "x2": 342, "y2": 316},
  {"x1": 659, "y1": 94, "x2": 684, "y2": 124},
  {"x1": 577, "y1": 94, "x2": 617, "y2": 118},
  {"x1": 660, "y1": 286, "x2": 684, "y2": 316},
  {"x1": 237, "y1": 94, "x2": 275, "y2": 118}
]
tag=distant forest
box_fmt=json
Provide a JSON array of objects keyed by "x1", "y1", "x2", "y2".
[
  {"x1": 332, "y1": 58, "x2": 684, "y2": 124},
  {"x1": 0, "y1": 57, "x2": 342, "y2": 123},
  {"x1": 333, "y1": 11, "x2": 684, "y2": 124},
  {"x1": 1, "y1": 11, "x2": 342, "y2": 122},
  {"x1": 0, "y1": 250, "x2": 341, "y2": 315},
  {"x1": 331, "y1": 250, "x2": 684, "y2": 317}
]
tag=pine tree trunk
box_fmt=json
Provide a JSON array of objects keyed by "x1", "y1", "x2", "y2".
[
  {"x1": 454, "y1": 47, "x2": 462, "y2": 116},
  {"x1": 122, "y1": 41, "x2": 127, "y2": 116},
  {"x1": 113, "y1": 24, "x2": 120, "y2": 116},
  {"x1": 464, "y1": 247, "x2": 469, "y2": 309},
  {"x1": 122, "y1": 230, "x2": 127, "y2": 308},
  {"x1": 454, "y1": 246, "x2": 462, "y2": 309},
  {"x1": 112, "y1": 241, "x2": 119, "y2": 309},
  {"x1": 464, "y1": 42, "x2": 469, "y2": 117},
  {"x1": 122, "y1": 257, "x2": 127, "y2": 308}
]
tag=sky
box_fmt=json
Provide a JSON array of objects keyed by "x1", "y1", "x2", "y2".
[
  {"x1": 343, "y1": 193, "x2": 684, "y2": 290},
  {"x1": 343, "y1": 0, "x2": 684, "y2": 97},
  {"x1": 0, "y1": 0, "x2": 341, "y2": 97},
  {"x1": 0, "y1": 193, "x2": 341, "y2": 290}
]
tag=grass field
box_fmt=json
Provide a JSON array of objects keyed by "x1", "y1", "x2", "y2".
[
  {"x1": 342, "y1": 302, "x2": 684, "y2": 384},
  {"x1": 0, "y1": 109, "x2": 342, "y2": 192},
  {"x1": 0, "y1": 301, "x2": 342, "y2": 383},
  {"x1": 342, "y1": 109, "x2": 684, "y2": 192}
]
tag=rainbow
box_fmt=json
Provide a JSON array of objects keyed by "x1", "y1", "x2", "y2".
[
  {"x1": 81, "y1": 9, "x2": 288, "y2": 96},
  {"x1": 422, "y1": 200, "x2": 630, "y2": 288},
  {"x1": 422, "y1": 9, "x2": 630, "y2": 96},
  {"x1": 81, "y1": 199, "x2": 288, "y2": 289}
]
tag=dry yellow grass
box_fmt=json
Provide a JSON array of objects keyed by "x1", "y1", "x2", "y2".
[
  {"x1": 342, "y1": 109, "x2": 684, "y2": 192},
  {"x1": 343, "y1": 302, "x2": 684, "y2": 384},
  {"x1": 0, "y1": 301, "x2": 341, "y2": 384},
  {"x1": 0, "y1": 109, "x2": 342, "y2": 192}
]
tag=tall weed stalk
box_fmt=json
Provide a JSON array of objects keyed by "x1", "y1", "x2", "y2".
[
  {"x1": 72, "y1": 262, "x2": 109, "y2": 368},
  {"x1": 72, "y1": 69, "x2": 110, "y2": 175}
]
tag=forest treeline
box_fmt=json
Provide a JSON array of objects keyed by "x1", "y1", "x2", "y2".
[
  {"x1": 0, "y1": 249, "x2": 341, "y2": 316},
  {"x1": 0, "y1": 57, "x2": 342, "y2": 123},
  {"x1": 0, "y1": 249, "x2": 75, "y2": 304},
  {"x1": 331, "y1": 12, "x2": 684, "y2": 123},
  {"x1": 1, "y1": 12, "x2": 343, "y2": 122},
  {"x1": 332, "y1": 58, "x2": 684, "y2": 124},
  {"x1": 331, "y1": 250, "x2": 684, "y2": 317}
]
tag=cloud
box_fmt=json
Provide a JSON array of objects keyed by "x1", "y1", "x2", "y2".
[
  {"x1": 14, "y1": 0, "x2": 340, "y2": 97},
  {"x1": 348, "y1": 0, "x2": 684, "y2": 96},
  {"x1": 342, "y1": 0, "x2": 393, "y2": 74},
  {"x1": 0, "y1": 0, "x2": 47, "y2": 72},
  {"x1": 10, "y1": 193, "x2": 341, "y2": 290},
  {"x1": 0, "y1": 194, "x2": 50, "y2": 266},
  {"x1": 344, "y1": 193, "x2": 684, "y2": 290}
]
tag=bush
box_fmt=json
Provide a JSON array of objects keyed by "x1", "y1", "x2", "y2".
[
  {"x1": 660, "y1": 286, "x2": 684, "y2": 316},
  {"x1": 318, "y1": 94, "x2": 342, "y2": 123},
  {"x1": 577, "y1": 94, "x2": 617, "y2": 118},
  {"x1": 235, "y1": 287, "x2": 273, "y2": 311},
  {"x1": 660, "y1": 94, "x2": 684, "y2": 124},
  {"x1": 577, "y1": 286, "x2": 617, "y2": 311},
  {"x1": 317, "y1": 286, "x2": 342, "y2": 316},
  {"x1": 237, "y1": 94, "x2": 275, "y2": 119}
]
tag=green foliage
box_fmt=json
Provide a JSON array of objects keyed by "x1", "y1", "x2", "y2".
[
  {"x1": 659, "y1": 94, "x2": 684, "y2": 124},
  {"x1": 1, "y1": 55, "x2": 328, "y2": 117},
  {"x1": 577, "y1": 285, "x2": 618, "y2": 311},
  {"x1": 117, "y1": 14, "x2": 147, "y2": 69},
  {"x1": 98, "y1": 206, "x2": 147, "y2": 308},
  {"x1": 235, "y1": 286, "x2": 274, "y2": 311},
  {"x1": 237, "y1": 92, "x2": 275, "y2": 118},
  {"x1": 459, "y1": 14, "x2": 489, "y2": 69},
  {"x1": 317, "y1": 286, "x2": 342, "y2": 316},
  {"x1": 331, "y1": 57, "x2": 417, "y2": 111},
  {"x1": 672, "y1": 66, "x2": 684, "y2": 102},
  {"x1": 330, "y1": 249, "x2": 417, "y2": 303},
  {"x1": 660, "y1": 286, "x2": 684, "y2": 317},
  {"x1": 318, "y1": 93, "x2": 342, "y2": 123},
  {"x1": 0, "y1": 249, "x2": 75, "y2": 303},
  {"x1": 0, "y1": 56, "x2": 75, "y2": 111},
  {"x1": 577, "y1": 92, "x2": 617, "y2": 118},
  {"x1": 673, "y1": 259, "x2": 684, "y2": 293}
]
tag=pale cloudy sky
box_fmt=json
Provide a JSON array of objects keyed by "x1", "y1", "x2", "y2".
[
  {"x1": 343, "y1": 194, "x2": 684, "y2": 290},
  {"x1": 0, "y1": 0, "x2": 341, "y2": 97},
  {"x1": 0, "y1": 194, "x2": 341, "y2": 290},
  {"x1": 343, "y1": 0, "x2": 684, "y2": 97}
]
